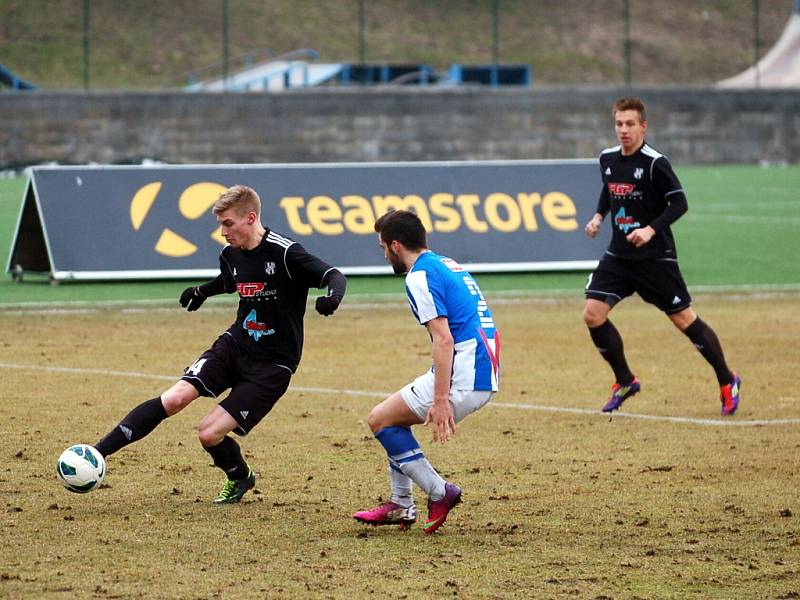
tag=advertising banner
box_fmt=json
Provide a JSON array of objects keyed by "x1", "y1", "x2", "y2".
[{"x1": 7, "y1": 161, "x2": 608, "y2": 280}]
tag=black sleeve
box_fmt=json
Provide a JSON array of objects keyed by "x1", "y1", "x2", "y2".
[
  {"x1": 321, "y1": 268, "x2": 347, "y2": 299},
  {"x1": 197, "y1": 274, "x2": 227, "y2": 297},
  {"x1": 285, "y1": 243, "x2": 340, "y2": 290},
  {"x1": 649, "y1": 158, "x2": 688, "y2": 232},
  {"x1": 595, "y1": 158, "x2": 610, "y2": 217},
  {"x1": 196, "y1": 250, "x2": 237, "y2": 296},
  {"x1": 595, "y1": 185, "x2": 610, "y2": 217}
]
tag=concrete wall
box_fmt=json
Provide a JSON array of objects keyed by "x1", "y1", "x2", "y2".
[{"x1": 2, "y1": 87, "x2": 799, "y2": 168}]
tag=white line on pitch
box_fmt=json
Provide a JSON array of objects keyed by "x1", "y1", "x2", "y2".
[
  {"x1": 688, "y1": 214, "x2": 800, "y2": 225},
  {"x1": 1, "y1": 361, "x2": 798, "y2": 428},
  {"x1": 0, "y1": 361, "x2": 390, "y2": 397},
  {"x1": 701, "y1": 200, "x2": 800, "y2": 210},
  {"x1": 489, "y1": 402, "x2": 800, "y2": 427},
  {"x1": 1, "y1": 285, "x2": 799, "y2": 314}
]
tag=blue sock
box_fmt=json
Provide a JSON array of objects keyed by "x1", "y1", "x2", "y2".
[
  {"x1": 375, "y1": 426, "x2": 424, "y2": 461},
  {"x1": 375, "y1": 427, "x2": 445, "y2": 500}
]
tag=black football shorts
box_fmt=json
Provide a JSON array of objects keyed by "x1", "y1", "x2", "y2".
[
  {"x1": 180, "y1": 333, "x2": 292, "y2": 435},
  {"x1": 585, "y1": 253, "x2": 692, "y2": 314}
]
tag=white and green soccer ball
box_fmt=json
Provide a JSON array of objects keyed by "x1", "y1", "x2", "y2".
[{"x1": 56, "y1": 444, "x2": 106, "y2": 493}]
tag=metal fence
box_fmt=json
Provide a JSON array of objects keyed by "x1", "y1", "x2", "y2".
[{"x1": 0, "y1": 0, "x2": 795, "y2": 91}]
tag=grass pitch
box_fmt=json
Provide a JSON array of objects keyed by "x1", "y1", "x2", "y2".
[
  {"x1": 1, "y1": 164, "x2": 798, "y2": 597},
  {"x1": 1, "y1": 292, "x2": 798, "y2": 599}
]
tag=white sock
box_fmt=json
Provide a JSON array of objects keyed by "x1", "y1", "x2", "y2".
[
  {"x1": 388, "y1": 462, "x2": 414, "y2": 507},
  {"x1": 399, "y1": 457, "x2": 446, "y2": 501}
]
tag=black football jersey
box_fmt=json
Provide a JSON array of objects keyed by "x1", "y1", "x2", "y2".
[
  {"x1": 597, "y1": 142, "x2": 685, "y2": 260},
  {"x1": 217, "y1": 228, "x2": 336, "y2": 371}
]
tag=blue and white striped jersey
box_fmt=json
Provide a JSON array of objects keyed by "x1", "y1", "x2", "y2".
[{"x1": 405, "y1": 251, "x2": 500, "y2": 392}]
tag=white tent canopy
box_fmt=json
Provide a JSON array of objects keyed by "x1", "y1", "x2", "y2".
[{"x1": 718, "y1": 7, "x2": 800, "y2": 88}]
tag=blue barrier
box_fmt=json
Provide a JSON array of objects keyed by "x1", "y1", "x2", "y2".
[
  {"x1": 448, "y1": 64, "x2": 531, "y2": 87},
  {"x1": 0, "y1": 64, "x2": 37, "y2": 90},
  {"x1": 338, "y1": 63, "x2": 435, "y2": 85},
  {"x1": 337, "y1": 63, "x2": 531, "y2": 87}
]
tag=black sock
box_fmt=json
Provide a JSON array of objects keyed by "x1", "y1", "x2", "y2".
[
  {"x1": 589, "y1": 320, "x2": 635, "y2": 384},
  {"x1": 683, "y1": 317, "x2": 733, "y2": 386},
  {"x1": 204, "y1": 436, "x2": 249, "y2": 480},
  {"x1": 94, "y1": 397, "x2": 168, "y2": 458}
]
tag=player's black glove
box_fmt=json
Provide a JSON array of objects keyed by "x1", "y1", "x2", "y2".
[
  {"x1": 315, "y1": 295, "x2": 341, "y2": 316},
  {"x1": 179, "y1": 287, "x2": 206, "y2": 311}
]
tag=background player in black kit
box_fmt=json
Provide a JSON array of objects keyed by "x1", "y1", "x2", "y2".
[
  {"x1": 94, "y1": 185, "x2": 346, "y2": 503},
  {"x1": 583, "y1": 97, "x2": 740, "y2": 416}
]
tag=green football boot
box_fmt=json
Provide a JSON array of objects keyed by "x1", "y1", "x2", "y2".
[{"x1": 213, "y1": 468, "x2": 256, "y2": 504}]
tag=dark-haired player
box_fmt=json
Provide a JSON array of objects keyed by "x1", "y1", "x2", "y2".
[
  {"x1": 584, "y1": 97, "x2": 740, "y2": 415},
  {"x1": 353, "y1": 209, "x2": 500, "y2": 534},
  {"x1": 94, "y1": 185, "x2": 346, "y2": 502}
]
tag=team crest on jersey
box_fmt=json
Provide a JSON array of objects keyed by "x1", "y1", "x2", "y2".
[
  {"x1": 634, "y1": 168, "x2": 644, "y2": 179},
  {"x1": 264, "y1": 261, "x2": 276, "y2": 276}
]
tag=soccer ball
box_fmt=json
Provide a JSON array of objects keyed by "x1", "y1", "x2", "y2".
[{"x1": 56, "y1": 444, "x2": 106, "y2": 493}]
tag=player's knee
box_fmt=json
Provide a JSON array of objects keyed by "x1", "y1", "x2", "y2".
[
  {"x1": 583, "y1": 305, "x2": 604, "y2": 328},
  {"x1": 366, "y1": 407, "x2": 385, "y2": 433},
  {"x1": 669, "y1": 308, "x2": 696, "y2": 331},
  {"x1": 161, "y1": 389, "x2": 192, "y2": 416},
  {"x1": 671, "y1": 314, "x2": 692, "y2": 331},
  {"x1": 197, "y1": 422, "x2": 223, "y2": 447}
]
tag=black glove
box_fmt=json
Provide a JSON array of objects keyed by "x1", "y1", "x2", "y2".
[
  {"x1": 315, "y1": 295, "x2": 341, "y2": 316},
  {"x1": 179, "y1": 287, "x2": 206, "y2": 312}
]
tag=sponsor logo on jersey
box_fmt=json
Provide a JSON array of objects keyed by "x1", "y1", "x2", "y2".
[
  {"x1": 440, "y1": 257, "x2": 464, "y2": 272},
  {"x1": 238, "y1": 282, "x2": 265, "y2": 297},
  {"x1": 634, "y1": 168, "x2": 644, "y2": 179},
  {"x1": 264, "y1": 261, "x2": 276, "y2": 275},
  {"x1": 608, "y1": 183, "x2": 636, "y2": 195},
  {"x1": 614, "y1": 207, "x2": 641, "y2": 233},
  {"x1": 243, "y1": 308, "x2": 275, "y2": 341},
  {"x1": 605, "y1": 167, "x2": 611, "y2": 175},
  {"x1": 672, "y1": 296, "x2": 682, "y2": 304}
]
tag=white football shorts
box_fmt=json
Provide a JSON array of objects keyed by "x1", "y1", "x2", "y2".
[{"x1": 400, "y1": 368, "x2": 494, "y2": 423}]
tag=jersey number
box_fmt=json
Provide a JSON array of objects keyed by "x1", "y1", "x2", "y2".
[{"x1": 186, "y1": 358, "x2": 207, "y2": 376}]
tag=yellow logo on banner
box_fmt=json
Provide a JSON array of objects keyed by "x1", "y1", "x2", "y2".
[
  {"x1": 279, "y1": 192, "x2": 578, "y2": 235},
  {"x1": 130, "y1": 182, "x2": 578, "y2": 257},
  {"x1": 130, "y1": 182, "x2": 228, "y2": 257}
]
